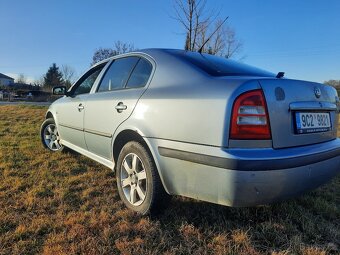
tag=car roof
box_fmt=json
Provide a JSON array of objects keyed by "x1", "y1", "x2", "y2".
[
  {"x1": 93, "y1": 48, "x2": 275, "y2": 79},
  {"x1": 93, "y1": 48, "x2": 185, "y2": 66}
]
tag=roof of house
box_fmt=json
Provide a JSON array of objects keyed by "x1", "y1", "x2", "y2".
[{"x1": 0, "y1": 73, "x2": 14, "y2": 80}]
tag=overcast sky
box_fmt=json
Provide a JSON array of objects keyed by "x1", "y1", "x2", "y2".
[{"x1": 1, "y1": 0, "x2": 340, "y2": 83}]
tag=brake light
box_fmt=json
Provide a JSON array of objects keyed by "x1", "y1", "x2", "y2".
[{"x1": 230, "y1": 89, "x2": 271, "y2": 139}]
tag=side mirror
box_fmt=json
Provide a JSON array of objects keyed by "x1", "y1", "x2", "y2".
[{"x1": 52, "y1": 86, "x2": 68, "y2": 96}]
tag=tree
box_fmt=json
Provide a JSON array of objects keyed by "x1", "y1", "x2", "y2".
[
  {"x1": 43, "y1": 63, "x2": 64, "y2": 89},
  {"x1": 91, "y1": 40, "x2": 136, "y2": 65},
  {"x1": 173, "y1": 0, "x2": 243, "y2": 58},
  {"x1": 16, "y1": 73, "x2": 27, "y2": 84},
  {"x1": 61, "y1": 64, "x2": 76, "y2": 89},
  {"x1": 324, "y1": 80, "x2": 340, "y2": 94},
  {"x1": 91, "y1": 48, "x2": 115, "y2": 66},
  {"x1": 324, "y1": 80, "x2": 340, "y2": 88},
  {"x1": 33, "y1": 76, "x2": 45, "y2": 87}
]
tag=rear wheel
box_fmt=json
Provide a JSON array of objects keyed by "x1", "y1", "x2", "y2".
[
  {"x1": 116, "y1": 141, "x2": 168, "y2": 215},
  {"x1": 40, "y1": 118, "x2": 64, "y2": 152}
]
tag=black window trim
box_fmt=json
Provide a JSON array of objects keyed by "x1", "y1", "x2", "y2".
[{"x1": 95, "y1": 55, "x2": 154, "y2": 93}]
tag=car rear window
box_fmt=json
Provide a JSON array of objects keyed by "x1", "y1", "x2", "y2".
[{"x1": 178, "y1": 51, "x2": 275, "y2": 77}]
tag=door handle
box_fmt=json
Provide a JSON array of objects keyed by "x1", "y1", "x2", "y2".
[
  {"x1": 115, "y1": 102, "x2": 127, "y2": 113},
  {"x1": 77, "y1": 104, "x2": 84, "y2": 112}
]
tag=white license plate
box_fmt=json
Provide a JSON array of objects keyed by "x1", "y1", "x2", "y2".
[{"x1": 295, "y1": 112, "x2": 331, "y2": 134}]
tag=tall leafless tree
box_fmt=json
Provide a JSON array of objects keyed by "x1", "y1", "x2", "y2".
[
  {"x1": 61, "y1": 65, "x2": 76, "y2": 88},
  {"x1": 173, "y1": 0, "x2": 212, "y2": 51},
  {"x1": 173, "y1": 0, "x2": 243, "y2": 59}
]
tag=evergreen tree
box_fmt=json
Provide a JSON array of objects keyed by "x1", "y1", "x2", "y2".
[{"x1": 43, "y1": 63, "x2": 64, "y2": 89}]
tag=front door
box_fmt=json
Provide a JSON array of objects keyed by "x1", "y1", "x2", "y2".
[{"x1": 57, "y1": 64, "x2": 106, "y2": 149}]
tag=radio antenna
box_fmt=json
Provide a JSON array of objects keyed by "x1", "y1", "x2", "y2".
[{"x1": 198, "y1": 17, "x2": 229, "y2": 54}]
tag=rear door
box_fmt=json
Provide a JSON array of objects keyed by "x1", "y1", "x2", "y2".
[
  {"x1": 259, "y1": 79, "x2": 338, "y2": 148},
  {"x1": 83, "y1": 56, "x2": 154, "y2": 159}
]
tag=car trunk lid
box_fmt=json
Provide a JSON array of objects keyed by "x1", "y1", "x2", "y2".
[{"x1": 259, "y1": 79, "x2": 339, "y2": 149}]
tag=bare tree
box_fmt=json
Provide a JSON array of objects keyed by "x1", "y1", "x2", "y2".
[
  {"x1": 91, "y1": 40, "x2": 136, "y2": 65},
  {"x1": 33, "y1": 76, "x2": 44, "y2": 87},
  {"x1": 223, "y1": 26, "x2": 243, "y2": 58},
  {"x1": 16, "y1": 73, "x2": 27, "y2": 84},
  {"x1": 173, "y1": 0, "x2": 243, "y2": 59},
  {"x1": 61, "y1": 65, "x2": 76, "y2": 88},
  {"x1": 114, "y1": 40, "x2": 135, "y2": 55},
  {"x1": 91, "y1": 48, "x2": 115, "y2": 66},
  {"x1": 206, "y1": 20, "x2": 243, "y2": 58},
  {"x1": 173, "y1": 0, "x2": 212, "y2": 51},
  {"x1": 324, "y1": 79, "x2": 340, "y2": 88}
]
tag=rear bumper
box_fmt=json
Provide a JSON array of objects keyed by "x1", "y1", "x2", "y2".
[
  {"x1": 158, "y1": 139, "x2": 340, "y2": 171},
  {"x1": 215, "y1": 155, "x2": 339, "y2": 206},
  {"x1": 149, "y1": 138, "x2": 340, "y2": 207}
]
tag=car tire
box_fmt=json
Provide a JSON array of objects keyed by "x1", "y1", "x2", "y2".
[
  {"x1": 40, "y1": 118, "x2": 64, "y2": 152},
  {"x1": 116, "y1": 141, "x2": 169, "y2": 215}
]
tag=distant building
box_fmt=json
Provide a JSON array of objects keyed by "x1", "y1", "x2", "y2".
[{"x1": 0, "y1": 73, "x2": 14, "y2": 86}]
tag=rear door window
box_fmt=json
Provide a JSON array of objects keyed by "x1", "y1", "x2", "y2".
[{"x1": 97, "y1": 57, "x2": 139, "y2": 92}]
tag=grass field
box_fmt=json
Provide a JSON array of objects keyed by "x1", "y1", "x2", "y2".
[{"x1": 0, "y1": 105, "x2": 339, "y2": 255}]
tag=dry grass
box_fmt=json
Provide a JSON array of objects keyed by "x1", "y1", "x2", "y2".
[{"x1": 0, "y1": 105, "x2": 339, "y2": 255}]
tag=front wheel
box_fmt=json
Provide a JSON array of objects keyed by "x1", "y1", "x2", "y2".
[
  {"x1": 116, "y1": 141, "x2": 169, "y2": 215},
  {"x1": 40, "y1": 118, "x2": 64, "y2": 152}
]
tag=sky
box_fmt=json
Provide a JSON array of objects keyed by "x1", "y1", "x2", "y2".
[{"x1": 0, "y1": 0, "x2": 340, "y2": 83}]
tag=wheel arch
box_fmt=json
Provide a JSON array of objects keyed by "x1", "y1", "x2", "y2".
[
  {"x1": 45, "y1": 111, "x2": 55, "y2": 120},
  {"x1": 112, "y1": 129, "x2": 170, "y2": 194}
]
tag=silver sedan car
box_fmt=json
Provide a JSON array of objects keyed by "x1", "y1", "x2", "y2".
[{"x1": 41, "y1": 49, "x2": 340, "y2": 214}]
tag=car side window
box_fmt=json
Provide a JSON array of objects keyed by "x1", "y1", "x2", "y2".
[
  {"x1": 73, "y1": 67, "x2": 103, "y2": 96},
  {"x1": 126, "y1": 58, "x2": 153, "y2": 88},
  {"x1": 97, "y1": 57, "x2": 139, "y2": 92}
]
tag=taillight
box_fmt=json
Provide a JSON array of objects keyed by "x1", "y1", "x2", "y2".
[{"x1": 230, "y1": 89, "x2": 271, "y2": 140}]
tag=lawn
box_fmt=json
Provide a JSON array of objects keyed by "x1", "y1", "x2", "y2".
[{"x1": 0, "y1": 105, "x2": 339, "y2": 255}]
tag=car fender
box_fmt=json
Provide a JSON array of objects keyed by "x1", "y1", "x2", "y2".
[{"x1": 112, "y1": 122, "x2": 171, "y2": 194}]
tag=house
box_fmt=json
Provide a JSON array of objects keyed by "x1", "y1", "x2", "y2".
[{"x1": 0, "y1": 73, "x2": 14, "y2": 86}]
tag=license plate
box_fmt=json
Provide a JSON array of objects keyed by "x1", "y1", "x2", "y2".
[{"x1": 295, "y1": 112, "x2": 331, "y2": 134}]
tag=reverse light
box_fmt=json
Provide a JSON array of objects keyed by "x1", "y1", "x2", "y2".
[{"x1": 230, "y1": 90, "x2": 271, "y2": 139}]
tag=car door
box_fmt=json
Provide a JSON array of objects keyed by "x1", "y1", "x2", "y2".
[
  {"x1": 57, "y1": 63, "x2": 107, "y2": 149},
  {"x1": 83, "y1": 56, "x2": 154, "y2": 159}
]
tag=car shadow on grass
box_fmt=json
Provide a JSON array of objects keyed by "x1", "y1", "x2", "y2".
[{"x1": 150, "y1": 178, "x2": 340, "y2": 253}]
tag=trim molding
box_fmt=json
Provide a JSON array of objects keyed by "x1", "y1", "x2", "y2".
[
  {"x1": 59, "y1": 123, "x2": 112, "y2": 138},
  {"x1": 84, "y1": 128, "x2": 112, "y2": 138},
  {"x1": 59, "y1": 123, "x2": 83, "y2": 131},
  {"x1": 158, "y1": 146, "x2": 340, "y2": 171}
]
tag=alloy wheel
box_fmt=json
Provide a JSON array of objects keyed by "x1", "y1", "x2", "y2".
[
  {"x1": 43, "y1": 124, "x2": 62, "y2": 151},
  {"x1": 120, "y1": 153, "x2": 148, "y2": 206}
]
